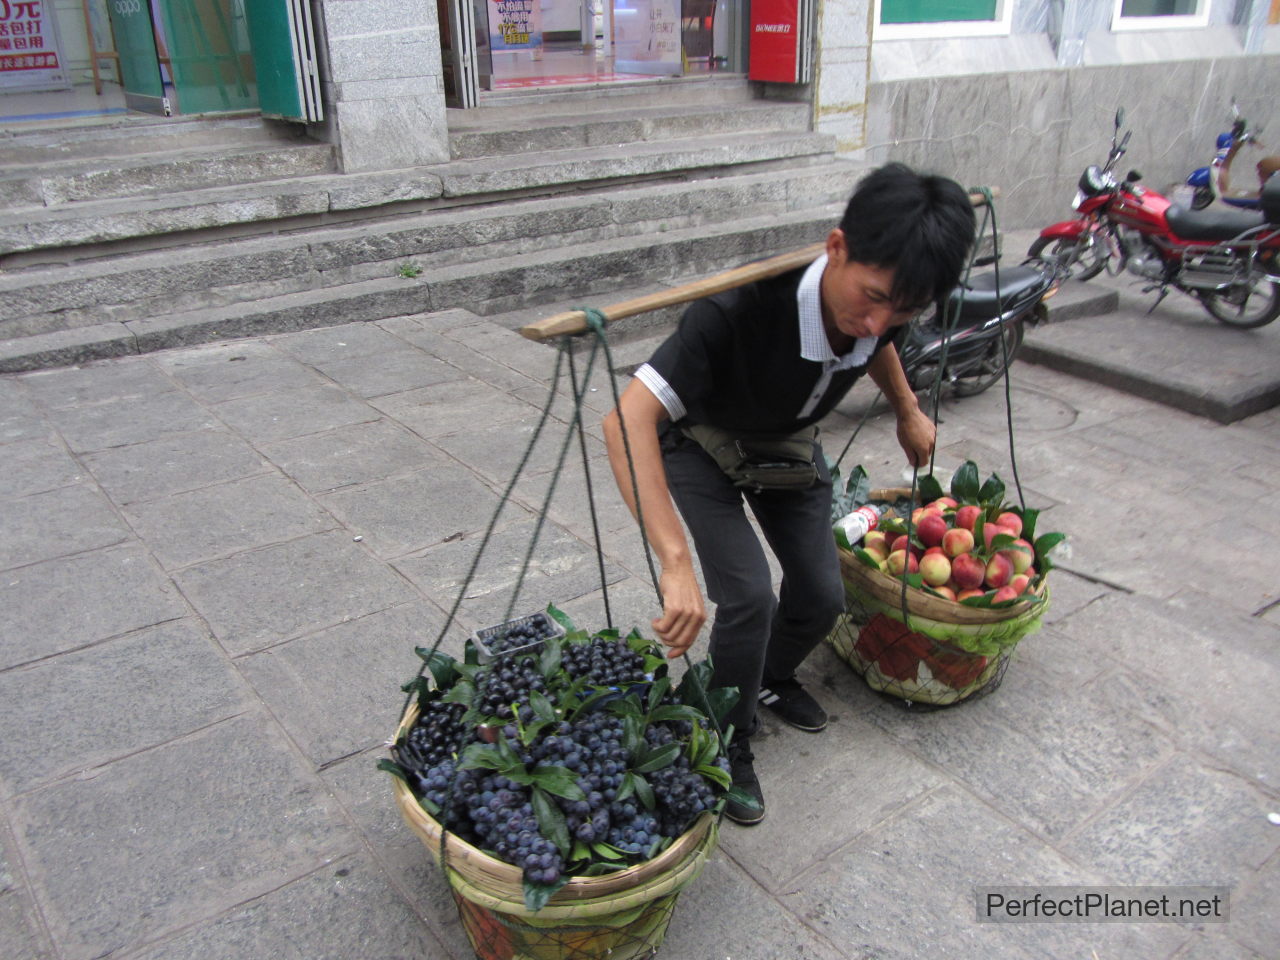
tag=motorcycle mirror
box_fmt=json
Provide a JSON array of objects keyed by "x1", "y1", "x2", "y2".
[
  {"x1": 1126, "y1": 169, "x2": 1143, "y2": 183},
  {"x1": 1114, "y1": 107, "x2": 1125, "y2": 129}
]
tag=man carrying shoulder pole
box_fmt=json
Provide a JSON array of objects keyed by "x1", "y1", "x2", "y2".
[{"x1": 602, "y1": 163, "x2": 977, "y2": 825}]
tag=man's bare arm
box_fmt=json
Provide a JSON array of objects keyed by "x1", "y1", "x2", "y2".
[
  {"x1": 867, "y1": 343, "x2": 936, "y2": 467},
  {"x1": 602, "y1": 381, "x2": 706, "y2": 657}
]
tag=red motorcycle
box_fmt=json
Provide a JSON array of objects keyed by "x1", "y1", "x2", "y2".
[{"x1": 1030, "y1": 109, "x2": 1280, "y2": 329}]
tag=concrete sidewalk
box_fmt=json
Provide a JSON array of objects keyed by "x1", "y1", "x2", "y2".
[{"x1": 1, "y1": 295, "x2": 1277, "y2": 959}]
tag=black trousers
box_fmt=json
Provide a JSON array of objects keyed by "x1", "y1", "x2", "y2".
[{"x1": 659, "y1": 427, "x2": 845, "y2": 739}]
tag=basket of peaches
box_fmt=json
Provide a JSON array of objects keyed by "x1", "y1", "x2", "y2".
[{"x1": 825, "y1": 460, "x2": 1064, "y2": 705}]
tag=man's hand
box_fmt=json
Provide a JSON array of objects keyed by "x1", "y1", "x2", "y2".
[
  {"x1": 895, "y1": 404, "x2": 936, "y2": 467},
  {"x1": 652, "y1": 563, "x2": 706, "y2": 658}
]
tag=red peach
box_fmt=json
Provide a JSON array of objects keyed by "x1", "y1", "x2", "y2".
[
  {"x1": 890, "y1": 534, "x2": 912, "y2": 555},
  {"x1": 982, "y1": 523, "x2": 1012, "y2": 551},
  {"x1": 886, "y1": 549, "x2": 919, "y2": 577},
  {"x1": 954, "y1": 505, "x2": 982, "y2": 531},
  {"x1": 930, "y1": 497, "x2": 959, "y2": 510},
  {"x1": 992, "y1": 585, "x2": 1020, "y2": 603},
  {"x1": 929, "y1": 584, "x2": 957, "y2": 602},
  {"x1": 863, "y1": 544, "x2": 888, "y2": 565},
  {"x1": 984, "y1": 553, "x2": 1014, "y2": 589},
  {"x1": 941, "y1": 527, "x2": 974, "y2": 558},
  {"x1": 957, "y1": 588, "x2": 985, "y2": 601},
  {"x1": 923, "y1": 545, "x2": 945, "y2": 557},
  {"x1": 999, "y1": 538, "x2": 1035, "y2": 575},
  {"x1": 864, "y1": 530, "x2": 890, "y2": 555},
  {"x1": 996, "y1": 511, "x2": 1024, "y2": 537},
  {"x1": 917, "y1": 512, "x2": 949, "y2": 548},
  {"x1": 919, "y1": 552, "x2": 952, "y2": 586},
  {"x1": 1009, "y1": 573, "x2": 1032, "y2": 594},
  {"x1": 951, "y1": 552, "x2": 986, "y2": 590}
]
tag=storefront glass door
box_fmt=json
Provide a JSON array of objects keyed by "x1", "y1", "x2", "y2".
[
  {"x1": 445, "y1": 0, "x2": 742, "y2": 95},
  {"x1": 152, "y1": 0, "x2": 256, "y2": 114},
  {"x1": 104, "y1": 0, "x2": 166, "y2": 113}
]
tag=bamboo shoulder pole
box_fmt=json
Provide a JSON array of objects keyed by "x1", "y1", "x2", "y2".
[{"x1": 519, "y1": 189, "x2": 999, "y2": 343}]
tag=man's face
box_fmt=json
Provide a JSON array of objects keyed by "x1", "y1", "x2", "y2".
[{"x1": 820, "y1": 228, "x2": 924, "y2": 343}]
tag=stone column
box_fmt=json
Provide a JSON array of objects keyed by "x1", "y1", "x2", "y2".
[
  {"x1": 311, "y1": 0, "x2": 451, "y2": 173},
  {"x1": 812, "y1": 0, "x2": 873, "y2": 153}
]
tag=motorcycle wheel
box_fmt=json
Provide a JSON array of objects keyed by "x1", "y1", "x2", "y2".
[
  {"x1": 1200, "y1": 280, "x2": 1280, "y2": 329},
  {"x1": 1189, "y1": 186, "x2": 1214, "y2": 210},
  {"x1": 949, "y1": 318, "x2": 1025, "y2": 397},
  {"x1": 1027, "y1": 234, "x2": 1108, "y2": 282}
]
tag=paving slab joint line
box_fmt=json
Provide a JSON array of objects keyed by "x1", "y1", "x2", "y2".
[
  {"x1": 1250, "y1": 597, "x2": 1280, "y2": 618},
  {"x1": 1054, "y1": 563, "x2": 1135, "y2": 594}
]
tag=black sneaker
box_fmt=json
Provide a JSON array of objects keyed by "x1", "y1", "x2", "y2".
[
  {"x1": 758, "y1": 675, "x2": 828, "y2": 732},
  {"x1": 724, "y1": 738, "x2": 765, "y2": 826}
]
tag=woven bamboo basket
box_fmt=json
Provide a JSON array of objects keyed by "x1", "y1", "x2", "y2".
[
  {"x1": 391, "y1": 703, "x2": 719, "y2": 959},
  {"x1": 829, "y1": 487, "x2": 1050, "y2": 705}
]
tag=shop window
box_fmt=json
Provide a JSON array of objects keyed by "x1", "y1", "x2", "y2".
[
  {"x1": 874, "y1": 0, "x2": 1012, "y2": 40},
  {"x1": 1111, "y1": 0, "x2": 1211, "y2": 30}
]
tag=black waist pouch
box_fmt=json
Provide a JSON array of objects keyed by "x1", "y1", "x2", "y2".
[{"x1": 680, "y1": 423, "x2": 819, "y2": 492}]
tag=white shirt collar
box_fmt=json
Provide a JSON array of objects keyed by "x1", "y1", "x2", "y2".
[{"x1": 797, "y1": 253, "x2": 878, "y2": 368}]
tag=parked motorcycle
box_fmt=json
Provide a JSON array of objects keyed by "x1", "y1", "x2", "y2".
[
  {"x1": 1185, "y1": 102, "x2": 1280, "y2": 212},
  {"x1": 1030, "y1": 108, "x2": 1280, "y2": 329},
  {"x1": 896, "y1": 257, "x2": 1061, "y2": 397}
]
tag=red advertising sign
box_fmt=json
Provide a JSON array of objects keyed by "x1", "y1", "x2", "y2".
[
  {"x1": 0, "y1": 0, "x2": 67, "y2": 91},
  {"x1": 749, "y1": 0, "x2": 800, "y2": 83}
]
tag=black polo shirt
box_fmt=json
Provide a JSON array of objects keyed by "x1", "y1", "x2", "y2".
[{"x1": 636, "y1": 262, "x2": 895, "y2": 435}]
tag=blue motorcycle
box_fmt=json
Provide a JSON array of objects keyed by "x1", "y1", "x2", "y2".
[{"x1": 1186, "y1": 104, "x2": 1278, "y2": 211}]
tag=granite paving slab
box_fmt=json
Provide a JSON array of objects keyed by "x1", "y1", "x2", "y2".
[
  {"x1": 319, "y1": 751, "x2": 472, "y2": 956},
  {"x1": 267, "y1": 319, "x2": 411, "y2": 365},
  {"x1": 237, "y1": 601, "x2": 449, "y2": 766},
  {"x1": 0, "y1": 483, "x2": 130, "y2": 570},
  {"x1": 431, "y1": 414, "x2": 607, "y2": 487},
  {"x1": 174, "y1": 531, "x2": 419, "y2": 657},
  {"x1": 121, "y1": 473, "x2": 336, "y2": 570},
  {"x1": 0, "y1": 619, "x2": 246, "y2": 797},
  {"x1": 80, "y1": 428, "x2": 271, "y2": 505},
  {"x1": 38, "y1": 387, "x2": 219, "y2": 453},
  {"x1": 210, "y1": 383, "x2": 379, "y2": 444},
  {"x1": 0, "y1": 380, "x2": 51, "y2": 445},
  {"x1": 659, "y1": 855, "x2": 849, "y2": 960},
  {"x1": 721, "y1": 716, "x2": 945, "y2": 890},
  {"x1": 16, "y1": 358, "x2": 176, "y2": 411},
  {"x1": 154, "y1": 339, "x2": 322, "y2": 402},
  {"x1": 394, "y1": 516, "x2": 628, "y2": 632},
  {"x1": 780, "y1": 784, "x2": 1188, "y2": 960},
  {"x1": 372, "y1": 375, "x2": 537, "y2": 439},
  {"x1": 128, "y1": 854, "x2": 455, "y2": 960},
  {"x1": 10, "y1": 714, "x2": 353, "y2": 960},
  {"x1": 1061, "y1": 754, "x2": 1280, "y2": 888},
  {"x1": 0, "y1": 544, "x2": 188, "y2": 669},
  {"x1": 1054, "y1": 593, "x2": 1280, "y2": 734},
  {"x1": 308, "y1": 344, "x2": 466, "y2": 399},
  {"x1": 860, "y1": 665, "x2": 1172, "y2": 841},
  {"x1": 260, "y1": 418, "x2": 441, "y2": 494},
  {"x1": 0, "y1": 437, "x2": 84, "y2": 499},
  {"x1": 318, "y1": 463, "x2": 519, "y2": 561}
]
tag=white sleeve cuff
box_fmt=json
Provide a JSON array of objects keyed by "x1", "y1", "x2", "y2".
[{"x1": 634, "y1": 363, "x2": 686, "y2": 422}]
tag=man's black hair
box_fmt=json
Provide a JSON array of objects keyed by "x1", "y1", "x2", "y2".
[{"x1": 839, "y1": 162, "x2": 977, "y2": 309}]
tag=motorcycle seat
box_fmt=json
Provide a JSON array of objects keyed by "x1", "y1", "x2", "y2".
[
  {"x1": 1165, "y1": 203, "x2": 1265, "y2": 242},
  {"x1": 945, "y1": 264, "x2": 1048, "y2": 319}
]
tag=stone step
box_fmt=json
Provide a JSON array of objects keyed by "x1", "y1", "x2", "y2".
[
  {"x1": 447, "y1": 99, "x2": 811, "y2": 160},
  {"x1": 0, "y1": 113, "x2": 278, "y2": 161},
  {"x1": 0, "y1": 159, "x2": 864, "y2": 338},
  {"x1": 0, "y1": 129, "x2": 837, "y2": 258},
  {"x1": 0, "y1": 204, "x2": 846, "y2": 372},
  {"x1": 468, "y1": 75, "x2": 759, "y2": 113},
  {"x1": 0, "y1": 141, "x2": 337, "y2": 211}
]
